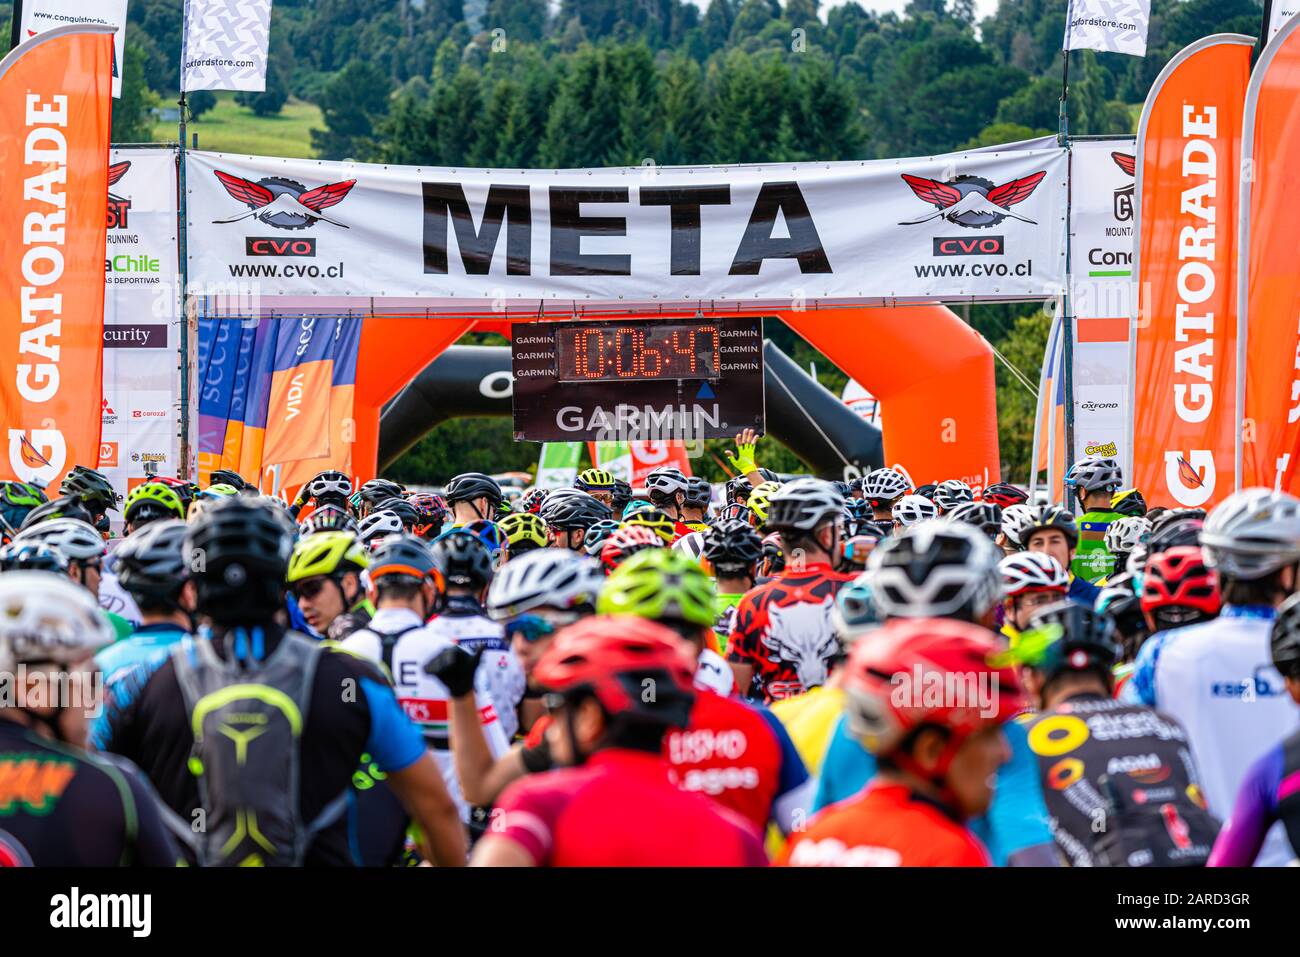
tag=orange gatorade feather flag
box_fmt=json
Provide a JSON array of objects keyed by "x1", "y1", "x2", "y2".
[
  {"x1": 1238, "y1": 18, "x2": 1300, "y2": 494},
  {"x1": 0, "y1": 25, "x2": 114, "y2": 488},
  {"x1": 1128, "y1": 35, "x2": 1252, "y2": 508}
]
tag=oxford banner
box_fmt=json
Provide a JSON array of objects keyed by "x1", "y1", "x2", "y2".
[{"x1": 185, "y1": 146, "x2": 1068, "y2": 306}]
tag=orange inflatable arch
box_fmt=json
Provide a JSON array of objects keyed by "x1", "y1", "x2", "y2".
[{"x1": 347, "y1": 305, "x2": 999, "y2": 490}]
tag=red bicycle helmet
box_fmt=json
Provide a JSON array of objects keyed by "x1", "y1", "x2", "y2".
[
  {"x1": 533, "y1": 616, "x2": 696, "y2": 729},
  {"x1": 599, "y1": 524, "x2": 663, "y2": 575},
  {"x1": 1141, "y1": 546, "x2": 1221, "y2": 631},
  {"x1": 981, "y1": 483, "x2": 1029, "y2": 509},
  {"x1": 841, "y1": 617, "x2": 1025, "y2": 779}
]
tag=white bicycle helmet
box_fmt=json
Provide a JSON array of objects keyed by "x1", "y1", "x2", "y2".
[
  {"x1": 1104, "y1": 515, "x2": 1151, "y2": 556},
  {"x1": 867, "y1": 520, "x2": 1003, "y2": 621},
  {"x1": 892, "y1": 494, "x2": 938, "y2": 527},
  {"x1": 672, "y1": 531, "x2": 707, "y2": 561},
  {"x1": 486, "y1": 548, "x2": 604, "y2": 620},
  {"x1": 861, "y1": 467, "x2": 911, "y2": 505},
  {"x1": 645, "y1": 467, "x2": 689, "y2": 497},
  {"x1": 766, "y1": 478, "x2": 845, "y2": 533},
  {"x1": 304, "y1": 470, "x2": 353, "y2": 500},
  {"x1": 0, "y1": 571, "x2": 114, "y2": 673},
  {"x1": 932, "y1": 479, "x2": 975, "y2": 512},
  {"x1": 1200, "y1": 488, "x2": 1300, "y2": 580},
  {"x1": 15, "y1": 517, "x2": 106, "y2": 562},
  {"x1": 999, "y1": 551, "x2": 1069, "y2": 597},
  {"x1": 358, "y1": 509, "x2": 404, "y2": 546},
  {"x1": 1000, "y1": 503, "x2": 1035, "y2": 545}
]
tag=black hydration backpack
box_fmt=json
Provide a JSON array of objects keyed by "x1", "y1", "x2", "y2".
[{"x1": 167, "y1": 632, "x2": 347, "y2": 866}]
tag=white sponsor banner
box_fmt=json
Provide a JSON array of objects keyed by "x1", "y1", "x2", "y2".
[
  {"x1": 842, "y1": 378, "x2": 881, "y2": 427},
  {"x1": 1069, "y1": 138, "x2": 1135, "y2": 467},
  {"x1": 21, "y1": 0, "x2": 128, "y2": 97},
  {"x1": 1270, "y1": 3, "x2": 1300, "y2": 41},
  {"x1": 1064, "y1": 0, "x2": 1151, "y2": 57},
  {"x1": 102, "y1": 149, "x2": 182, "y2": 508},
  {"x1": 185, "y1": 146, "x2": 1069, "y2": 305},
  {"x1": 181, "y1": 0, "x2": 273, "y2": 92}
]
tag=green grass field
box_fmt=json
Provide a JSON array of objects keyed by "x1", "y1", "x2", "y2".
[{"x1": 153, "y1": 93, "x2": 323, "y2": 158}]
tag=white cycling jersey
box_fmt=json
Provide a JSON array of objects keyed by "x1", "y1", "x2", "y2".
[
  {"x1": 342, "y1": 606, "x2": 510, "y2": 822},
  {"x1": 423, "y1": 601, "x2": 527, "y2": 741},
  {"x1": 97, "y1": 559, "x2": 141, "y2": 627},
  {"x1": 1125, "y1": 605, "x2": 1300, "y2": 866}
]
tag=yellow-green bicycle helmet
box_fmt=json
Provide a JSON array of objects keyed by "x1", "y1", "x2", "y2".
[
  {"x1": 574, "y1": 468, "x2": 616, "y2": 492},
  {"x1": 745, "y1": 480, "x2": 782, "y2": 527},
  {"x1": 287, "y1": 530, "x2": 369, "y2": 583},
  {"x1": 623, "y1": 506, "x2": 677, "y2": 545},
  {"x1": 125, "y1": 482, "x2": 186, "y2": 525},
  {"x1": 597, "y1": 547, "x2": 716, "y2": 628},
  {"x1": 498, "y1": 511, "x2": 549, "y2": 550}
]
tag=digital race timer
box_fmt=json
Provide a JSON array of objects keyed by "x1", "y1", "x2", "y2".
[{"x1": 554, "y1": 322, "x2": 721, "y2": 383}]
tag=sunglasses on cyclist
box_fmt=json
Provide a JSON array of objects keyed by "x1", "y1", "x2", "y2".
[
  {"x1": 505, "y1": 614, "x2": 560, "y2": 644},
  {"x1": 291, "y1": 577, "x2": 333, "y2": 601}
]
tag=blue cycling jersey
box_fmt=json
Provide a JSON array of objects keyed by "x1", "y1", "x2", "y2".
[
  {"x1": 812, "y1": 714, "x2": 1054, "y2": 866},
  {"x1": 91, "y1": 623, "x2": 190, "y2": 752}
]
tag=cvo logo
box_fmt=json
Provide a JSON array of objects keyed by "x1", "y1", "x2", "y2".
[
  {"x1": 933, "y1": 236, "x2": 1004, "y2": 257},
  {"x1": 213, "y1": 171, "x2": 356, "y2": 230},
  {"x1": 107, "y1": 161, "x2": 131, "y2": 229},
  {"x1": 1111, "y1": 152, "x2": 1135, "y2": 222},
  {"x1": 246, "y1": 237, "x2": 316, "y2": 257},
  {"x1": 900, "y1": 171, "x2": 1046, "y2": 229}
]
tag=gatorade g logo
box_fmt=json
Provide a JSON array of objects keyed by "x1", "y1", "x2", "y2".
[{"x1": 933, "y1": 236, "x2": 1004, "y2": 256}]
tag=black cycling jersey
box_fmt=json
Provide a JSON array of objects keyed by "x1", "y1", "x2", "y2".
[
  {"x1": 1023, "y1": 692, "x2": 1219, "y2": 867},
  {"x1": 0, "y1": 718, "x2": 178, "y2": 866},
  {"x1": 95, "y1": 623, "x2": 427, "y2": 866}
]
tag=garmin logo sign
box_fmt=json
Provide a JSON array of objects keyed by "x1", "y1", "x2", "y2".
[{"x1": 104, "y1": 325, "x2": 167, "y2": 349}]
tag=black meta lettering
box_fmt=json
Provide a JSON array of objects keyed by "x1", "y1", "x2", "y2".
[
  {"x1": 549, "y1": 187, "x2": 630, "y2": 276},
  {"x1": 639, "y1": 186, "x2": 731, "y2": 275},
  {"x1": 933, "y1": 236, "x2": 1003, "y2": 257},
  {"x1": 246, "y1": 237, "x2": 316, "y2": 257},
  {"x1": 422, "y1": 182, "x2": 532, "y2": 275},
  {"x1": 729, "y1": 181, "x2": 831, "y2": 275}
]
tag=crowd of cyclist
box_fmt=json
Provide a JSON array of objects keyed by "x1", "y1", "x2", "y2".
[{"x1": 0, "y1": 431, "x2": 1298, "y2": 867}]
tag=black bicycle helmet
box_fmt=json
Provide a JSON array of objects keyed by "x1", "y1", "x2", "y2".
[
  {"x1": 369, "y1": 534, "x2": 441, "y2": 591},
  {"x1": 684, "y1": 477, "x2": 712, "y2": 510},
  {"x1": 1148, "y1": 511, "x2": 1204, "y2": 551},
  {"x1": 1110, "y1": 488, "x2": 1147, "y2": 518},
  {"x1": 946, "y1": 500, "x2": 1003, "y2": 539},
  {"x1": 1096, "y1": 573, "x2": 1149, "y2": 660},
  {"x1": 611, "y1": 480, "x2": 633, "y2": 514},
  {"x1": 358, "y1": 478, "x2": 404, "y2": 509},
  {"x1": 1025, "y1": 600, "x2": 1121, "y2": 684},
  {"x1": 302, "y1": 469, "x2": 353, "y2": 509},
  {"x1": 184, "y1": 498, "x2": 293, "y2": 624},
  {"x1": 373, "y1": 496, "x2": 420, "y2": 529},
  {"x1": 1019, "y1": 504, "x2": 1079, "y2": 549},
  {"x1": 115, "y1": 519, "x2": 189, "y2": 609},
  {"x1": 0, "y1": 541, "x2": 69, "y2": 574},
  {"x1": 1272, "y1": 591, "x2": 1300, "y2": 679},
  {"x1": 726, "y1": 476, "x2": 751, "y2": 505},
  {"x1": 540, "y1": 490, "x2": 612, "y2": 531},
  {"x1": 717, "y1": 502, "x2": 752, "y2": 524},
  {"x1": 19, "y1": 496, "x2": 94, "y2": 531},
  {"x1": 445, "y1": 472, "x2": 503, "y2": 508},
  {"x1": 703, "y1": 519, "x2": 763, "y2": 572},
  {"x1": 431, "y1": 529, "x2": 495, "y2": 591},
  {"x1": 59, "y1": 466, "x2": 119, "y2": 515},
  {"x1": 209, "y1": 468, "x2": 252, "y2": 492}
]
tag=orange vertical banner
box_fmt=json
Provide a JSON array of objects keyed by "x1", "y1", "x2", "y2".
[
  {"x1": 1238, "y1": 17, "x2": 1300, "y2": 493},
  {"x1": 0, "y1": 25, "x2": 114, "y2": 488},
  {"x1": 1129, "y1": 34, "x2": 1252, "y2": 508}
]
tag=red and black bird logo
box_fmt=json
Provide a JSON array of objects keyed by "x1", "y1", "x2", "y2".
[
  {"x1": 106, "y1": 161, "x2": 132, "y2": 230},
  {"x1": 212, "y1": 170, "x2": 357, "y2": 230},
  {"x1": 1112, "y1": 152, "x2": 1136, "y2": 176},
  {"x1": 899, "y1": 171, "x2": 1047, "y2": 228}
]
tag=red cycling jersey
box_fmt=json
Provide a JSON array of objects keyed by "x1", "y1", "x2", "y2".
[
  {"x1": 777, "y1": 783, "x2": 991, "y2": 867},
  {"x1": 664, "y1": 689, "x2": 808, "y2": 833},
  {"x1": 489, "y1": 748, "x2": 769, "y2": 866},
  {"x1": 727, "y1": 563, "x2": 856, "y2": 701}
]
